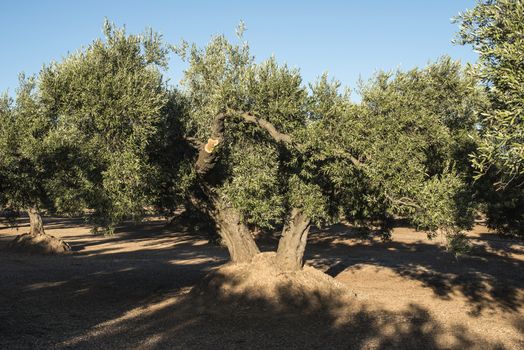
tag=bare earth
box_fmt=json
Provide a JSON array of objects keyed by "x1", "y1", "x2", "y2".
[{"x1": 0, "y1": 217, "x2": 522, "y2": 350}]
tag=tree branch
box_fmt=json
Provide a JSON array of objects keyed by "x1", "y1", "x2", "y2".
[
  {"x1": 184, "y1": 136, "x2": 203, "y2": 149},
  {"x1": 194, "y1": 109, "x2": 364, "y2": 177},
  {"x1": 330, "y1": 148, "x2": 365, "y2": 168},
  {"x1": 234, "y1": 111, "x2": 293, "y2": 145},
  {"x1": 384, "y1": 192, "x2": 421, "y2": 209},
  {"x1": 347, "y1": 154, "x2": 364, "y2": 168},
  {"x1": 234, "y1": 110, "x2": 365, "y2": 168}
]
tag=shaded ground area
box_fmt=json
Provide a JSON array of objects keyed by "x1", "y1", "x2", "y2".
[{"x1": 0, "y1": 216, "x2": 522, "y2": 349}]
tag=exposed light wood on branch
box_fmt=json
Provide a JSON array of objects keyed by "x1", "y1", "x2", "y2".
[{"x1": 194, "y1": 110, "x2": 364, "y2": 176}]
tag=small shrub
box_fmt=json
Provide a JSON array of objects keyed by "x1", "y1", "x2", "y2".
[{"x1": 444, "y1": 230, "x2": 472, "y2": 257}]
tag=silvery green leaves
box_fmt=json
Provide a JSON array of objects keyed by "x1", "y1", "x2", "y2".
[
  {"x1": 34, "y1": 21, "x2": 170, "y2": 229},
  {"x1": 454, "y1": 0, "x2": 524, "y2": 236},
  {"x1": 352, "y1": 58, "x2": 482, "y2": 235},
  {"x1": 455, "y1": 0, "x2": 524, "y2": 187}
]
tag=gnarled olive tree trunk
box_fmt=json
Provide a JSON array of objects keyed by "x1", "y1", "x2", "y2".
[
  {"x1": 191, "y1": 112, "x2": 260, "y2": 263},
  {"x1": 276, "y1": 208, "x2": 311, "y2": 271},
  {"x1": 190, "y1": 111, "x2": 322, "y2": 266},
  {"x1": 188, "y1": 192, "x2": 259, "y2": 263},
  {"x1": 27, "y1": 207, "x2": 45, "y2": 236},
  {"x1": 213, "y1": 206, "x2": 260, "y2": 263}
]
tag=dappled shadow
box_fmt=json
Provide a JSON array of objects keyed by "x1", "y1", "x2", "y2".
[
  {"x1": 306, "y1": 223, "x2": 524, "y2": 316},
  {"x1": 31, "y1": 269, "x2": 507, "y2": 350},
  {"x1": 0, "y1": 218, "x2": 521, "y2": 349},
  {"x1": 0, "y1": 221, "x2": 229, "y2": 349},
  {"x1": 470, "y1": 231, "x2": 524, "y2": 258}
]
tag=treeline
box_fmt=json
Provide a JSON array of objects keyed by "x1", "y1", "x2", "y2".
[{"x1": 0, "y1": 1, "x2": 522, "y2": 266}]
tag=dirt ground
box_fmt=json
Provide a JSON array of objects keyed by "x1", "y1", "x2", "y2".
[{"x1": 0, "y1": 217, "x2": 522, "y2": 350}]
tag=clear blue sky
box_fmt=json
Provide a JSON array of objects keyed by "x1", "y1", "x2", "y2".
[{"x1": 1, "y1": 0, "x2": 476, "y2": 99}]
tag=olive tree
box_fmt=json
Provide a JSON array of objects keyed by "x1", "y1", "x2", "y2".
[
  {"x1": 353, "y1": 58, "x2": 485, "y2": 243},
  {"x1": 455, "y1": 0, "x2": 524, "y2": 235},
  {"x1": 170, "y1": 33, "x2": 482, "y2": 269},
  {"x1": 294, "y1": 57, "x2": 484, "y2": 257},
  {"x1": 37, "y1": 20, "x2": 170, "y2": 233},
  {"x1": 0, "y1": 75, "x2": 91, "y2": 243}
]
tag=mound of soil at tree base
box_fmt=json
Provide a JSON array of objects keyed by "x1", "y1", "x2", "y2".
[
  {"x1": 7, "y1": 233, "x2": 71, "y2": 255},
  {"x1": 191, "y1": 252, "x2": 355, "y2": 313}
]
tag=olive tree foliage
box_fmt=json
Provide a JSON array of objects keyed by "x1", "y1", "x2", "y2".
[
  {"x1": 455, "y1": 0, "x2": 524, "y2": 185},
  {"x1": 0, "y1": 76, "x2": 93, "y2": 235},
  {"x1": 290, "y1": 57, "x2": 484, "y2": 257},
  {"x1": 454, "y1": 0, "x2": 524, "y2": 236},
  {"x1": 172, "y1": 33, "x2": 309, "y2": 265},
  {"x1": 171, "y1": 28, "x2": 482, "y2": 268},
  {"x1": 0, "y1": 20, "x2": 488, "y2": 260},
  {"x1": 352, "y1": 58, "x2": 486, "y2": 247},
  {"x1": 38, "y1": 20, "x2": 170, "y2": 233}
]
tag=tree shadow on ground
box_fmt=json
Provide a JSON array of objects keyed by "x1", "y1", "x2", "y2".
[
  {"x1": 0, "y1": 216, "x2": 233, "y2": 349},
  {"x1": 0, "y1": 219, "x2": 521, "y2": 349},
  {"x1": 38, "y1": 271, "x2": 510, "y2": 349},
  {"x1": 306, "y1": 223, "x2": 524, "y2": 317},
  {"x1": 470, "y1": 232, "x2": 524, "y2": 258},
  {"x1": 0, "y1": 214, "x2": 219, "y2": 253},
  {"x1": 1, "y1": 256, "x2": 507, "y2": 350},
  {"x1": 0, "y1": 215, "x2": 86, "y2": 232}
]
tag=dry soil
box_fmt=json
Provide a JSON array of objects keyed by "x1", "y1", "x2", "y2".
[{"x1": 0, "y1": 216, "x2": 522, "y2": 349}]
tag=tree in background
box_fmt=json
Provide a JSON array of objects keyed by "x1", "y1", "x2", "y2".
[
  {"x1": 455, "y1": 0, "x2": 524, "y2": 235},
  {"x1": 1, "y1": 21, "x2": 171, "y2": 252},
  {"x1": 38, "y1": 20, "x2": 170, "y2": 234},
  {"x1": 0, "y1": 75, "x2": 92, "y2": 252},
  {"x1": 354, "y1": 57, "x2": 486, "y2": 250}
]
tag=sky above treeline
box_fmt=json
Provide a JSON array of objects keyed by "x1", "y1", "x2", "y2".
[{"x1": 1, "y1": 0, "x2": 477, "y2": 100}]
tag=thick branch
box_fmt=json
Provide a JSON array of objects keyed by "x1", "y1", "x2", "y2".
[
  {"x1": 194, "y1": 110, "x2": 364, "y2": 176},
  {"x1": 384, "y1": 192, "x2": 421, "y2": 209},
  {"x1": 276, "y1": 208, "x2": 311, "y2": 271},
  {"x1": 236, "y1": 111, "x2": 293, "y2": 145},
  {"x1": 194, "y1": 110, "x2": 293, "y2": 177}
]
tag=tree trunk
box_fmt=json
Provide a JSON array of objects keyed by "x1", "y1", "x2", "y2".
[
  {"x1": 213, "y1": 206, "x2": 259, "y2": 263},
  {"x1": 27, "y1": 207, "x2": 45, "y2": 236},
  {"x1": 276, "y1": 208, "x2": 311, "y2": 271},
  {"x1": 187, "y1": 189, "x2": 259, "y2": 263},
  {"x1": 190, "y1": 112, "x2": 261, "y2": 263}
]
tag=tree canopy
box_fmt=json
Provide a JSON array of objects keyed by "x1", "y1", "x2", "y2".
[
  {"x1": 165, "y1": 33, "x2": 486, "y2": 267},
  {"x1": 455, "y1": 0, "x2": 524, "y2": 185},
  {"x1": 37, "y1": 20, "x2": 170, "y2": 233},
  {"x1": 455, "y1": 0, "x2": 524, "y2": 235},
  {"x1": 0, "y1": 73, "x2": 94, "y2": 235}
]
